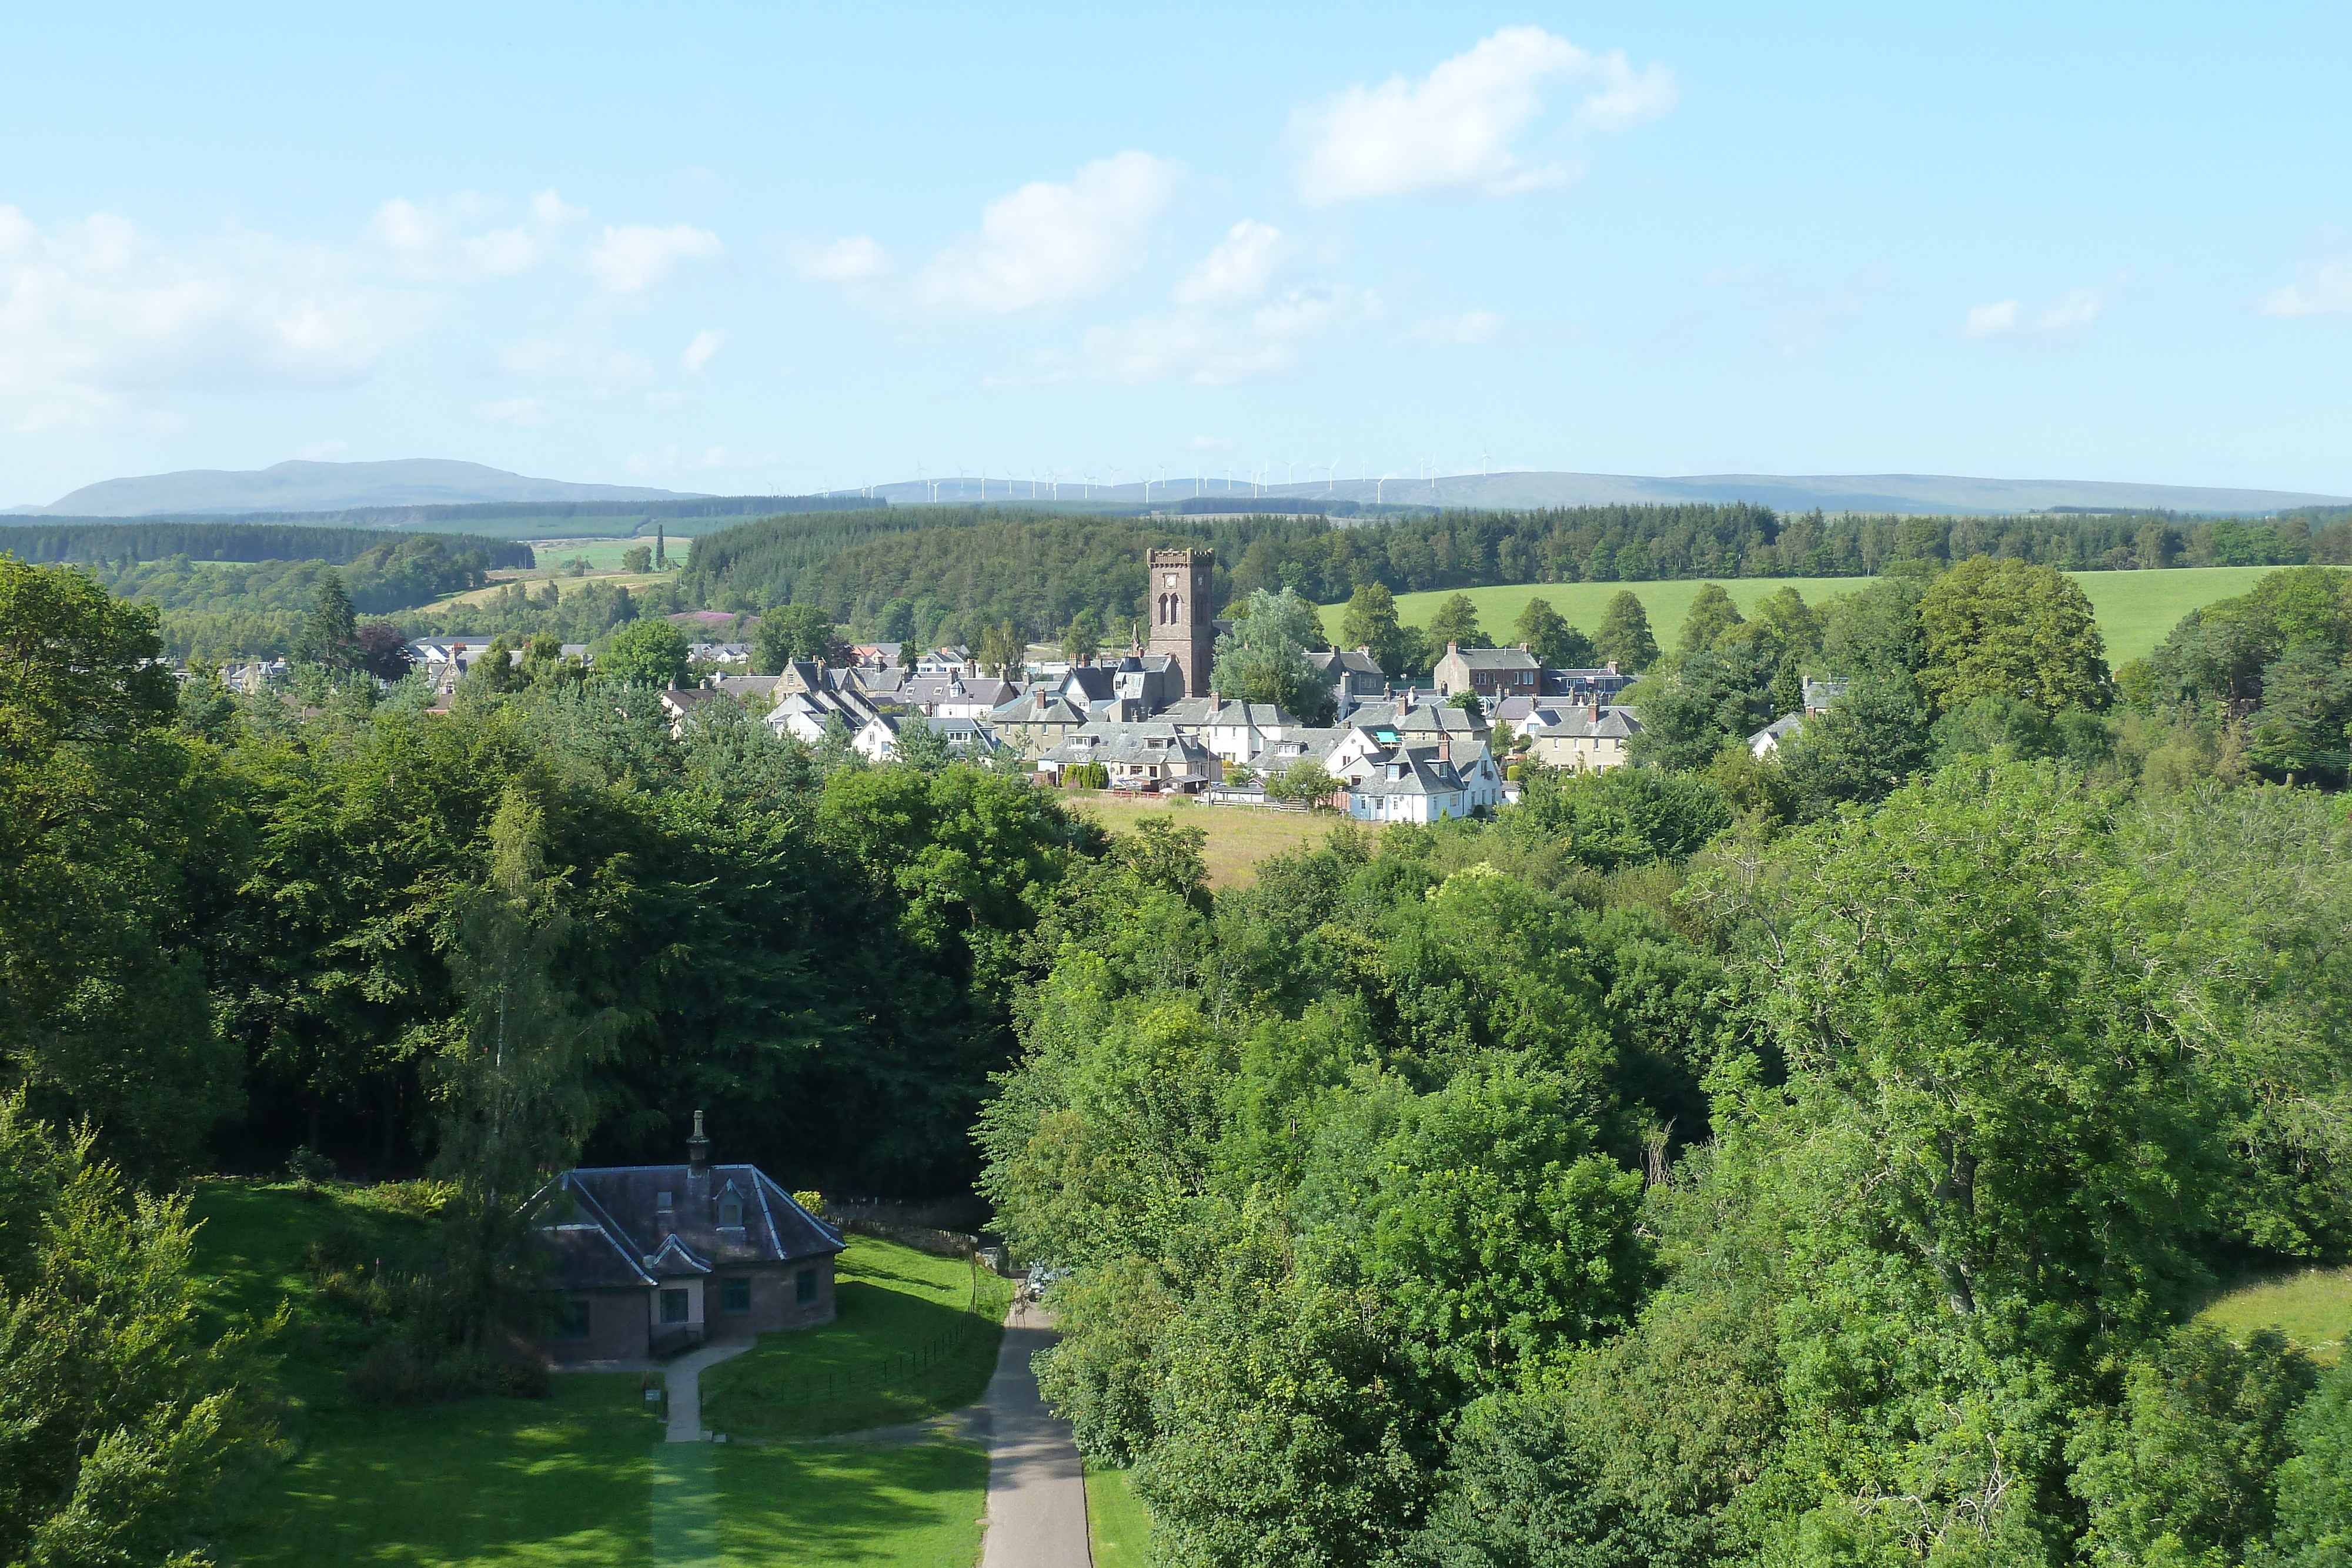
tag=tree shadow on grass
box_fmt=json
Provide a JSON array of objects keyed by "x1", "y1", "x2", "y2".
[{"x1": 699, "y1": 1282, "x2": 1003, "y2": 1440}]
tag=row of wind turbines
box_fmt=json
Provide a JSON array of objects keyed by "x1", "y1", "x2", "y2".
[{"x1": 833, "y1": 450, "x2": 1498, "y2": 506}]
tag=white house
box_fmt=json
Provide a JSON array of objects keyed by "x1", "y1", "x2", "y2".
[{"x1": 1157, "y1": 695, "x2": 1294, "y2": 767}]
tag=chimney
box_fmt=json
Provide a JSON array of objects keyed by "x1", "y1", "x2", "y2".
[
  {"x1": 687, "y1": 1109, "x2": 710, "y2": 1182},
  {"x1": 1446, "y1": 641, "x2": 1459, "y2": 655},
  {"x1": 1436, "y1": 736, "x2": 1451, "y2": 764},
  {"x1": 1606, "y1": 660, "x2": 1619, "y2": 674},
  {"x1": 1588, "y1": 701, "x2": 1602, "y2": 725}
]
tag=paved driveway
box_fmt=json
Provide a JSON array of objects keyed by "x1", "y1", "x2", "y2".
[{"x1": 980, "y1": 1300, "x2": 1091, "y2": 1568}]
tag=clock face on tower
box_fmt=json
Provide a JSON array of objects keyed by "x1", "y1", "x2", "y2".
[{"x1": 1164, "y1": 574, "x2": 1178, "y2": 587}]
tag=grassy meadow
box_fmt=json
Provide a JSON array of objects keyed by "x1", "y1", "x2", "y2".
[
  {"x1": 191, "y1": 1185, "x2": 996, "y2": 1566},
  {"x1": 1067, "y1": 791, "x2": 1364, "y2": 889},
  {"x1": 1344, "y1": 565, "x2": 2283, "y2": 668},
  {"x1": 2197, "y1": 1266, "x2": 2352, "y2": 1365}
]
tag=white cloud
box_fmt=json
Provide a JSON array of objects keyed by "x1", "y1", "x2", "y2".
[
  {"x1": 1292, "y1": 27, "x2": 1674, "y2": 205},
  {"x1": 0, "y1": 205, "x2": 435, "y2": 431},
  {"x1": 682, "y1": 329, "x2": 725, "y2": 372},
  {"x1": 492, "y1": 337, "x2": 654, "y2": 381},
  {"x1": 366, "y1": 188, "x2": 582, "y2": 281},
  {"x1": 1191, "y1": 434, "x2": 1234, "y2": 451},
  {"x1": 1962, "y1": 278, "x2": 2123, "y2": 343},
  {"x1": 1963, "y1": 299, "x2": 2020, "y2": 338},
  {"x1": 588, "y1": 223, "x2": 722, "y2": 294},
  {"x1": 1408, "y1": 309, "x2": 1504, "y2": 346},
  {"x1": 475, "y1": 396, "x2": 549, "y2": 426},
  {"x1": 789, "y1": 235, "x2": 893, "y2": 283},
  {"x1": 2259, "y1": 253, "x2": 2352, "y2": 317},
  {"x1": 1174, "y1": 220, "x2": 1285, "y2": 307},
  {"x1": 916, "y1": 151, "x2": 1182, "y2": 315}
]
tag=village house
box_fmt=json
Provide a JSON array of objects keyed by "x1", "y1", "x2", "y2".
[
  {"x1": 1748, "y1": 713, "x2": 1805, "y2": 757},
  {"x1": 1346, "y1": 741, "x2": 1478, "y2": 823},
  {"x1": 906, "y1": 674, "x2": 1021, "y2": 718},
  {"x1": 1541, "y1": 663, "x2": 1635, "y2": 703},
  {"x1": 1526, "y1": 703, "x2": 1645, "y2": 771},
  {"x1": 526, "y1": 1114, "x2": 844, "y2": 1362},
  {"x1": 985, "y1": 688, "x2": 1095, "y2": 757},
  {"x1": 1306, "y1": 647, "x2": 1388, "y2": 711},
  {"x1": 853, "y1": 713, "x2": 1004, "y2": 763},
  {"x1": 1157, "y1": 694, "x2": 1294, "y2": 767},
  {"x1": 1432, "y1": 644, "x2": 1541, "y2": 710},
  {"x1": 1037, "y1": 720, "x2": 1221, "y2": 793}
]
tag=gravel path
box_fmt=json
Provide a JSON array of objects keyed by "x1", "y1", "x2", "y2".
[{"x1": 980, "y1": 1299, "x2": 1092, "y2": 1568}]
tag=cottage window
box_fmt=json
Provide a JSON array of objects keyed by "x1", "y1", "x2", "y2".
[
  {"x1": 795, "y1": 1267, "x2": 819, "y2": 1305},
  {"x1": 656, "y1": 1190, "x2": 674, "y2": 1210},
  {"x1": 660, "y1": 1288, "x2": 690, "y2": 1325},
  {"x1": 556, "y1": 1298, "x2": 592, "y2": 1339},
  {"x1": 721, "y1": 1277, "x2": 751, "y2": 1313},
  {"x1": 718, "y1": 1193, "x2": 743, "y2": 1228}
]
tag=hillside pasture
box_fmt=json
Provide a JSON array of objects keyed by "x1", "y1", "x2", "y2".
[{"x1": 1344, "y1": 566, "x2": 2283, "y2": 667}]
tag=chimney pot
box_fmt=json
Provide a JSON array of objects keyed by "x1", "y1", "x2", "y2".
[{"x1": 687, "y1": 1109, "x2": 710, "y2": 1181}]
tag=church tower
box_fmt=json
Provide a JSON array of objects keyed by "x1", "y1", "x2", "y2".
[{"x1": 1147, "y1": 546, "x2": 1215, "y2": 701}]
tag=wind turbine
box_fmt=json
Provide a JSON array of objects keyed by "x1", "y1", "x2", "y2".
[
  {"x1": 1285, "y1": 460, "x2": 1297, "y2": 487},
  {"x1": 1327, "y1": 457, "x2": 1338, "y2": 493}
]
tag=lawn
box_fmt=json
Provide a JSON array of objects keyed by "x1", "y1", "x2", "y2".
[
  {"x1": 1345, "y1": 564, "x2": 2283, "y2": 668},
  {"x1": 1086, "y1": 1460, "x2": 1154, "y2": 1567},
  {"x1": 192, "y1": 1186, "x2": 994, "y2": 1566},
  {"x1": 1066, "y1": 791, "x2": 1364, "y2": 889},
  {"x1": 698, "y1": 1235, "x2": 1013, "y2": 1440},
  {"x1": 2196, "y1": 1266, "x2": 2352, "y2": 1365},
  {"x1": 526, "y1": 539, "x2": 682, "y2": 572},
  {"x1": 220, "y1": 1378, "x2": 987, "y2": 1567}
]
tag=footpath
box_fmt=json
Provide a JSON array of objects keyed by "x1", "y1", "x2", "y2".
[{"x1": 979, "y1": 1298, "x2": 1092, "y2": 1568}]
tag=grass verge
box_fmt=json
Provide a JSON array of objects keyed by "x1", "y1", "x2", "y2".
[
  {"x1": 2196, "y1": 1266, "x2": 2352, "y2": 1364},
  {"x1": 1086, "y1": 1459, "x2": 1153, "y2": 1567},
  {"x1": 699, "y1": 1235, "x2": 1013, "y2": 1440}
]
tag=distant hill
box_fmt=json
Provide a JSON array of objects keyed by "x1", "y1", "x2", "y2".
[
  {"x1": 864, "y1": 470, "x2": 2350, "y2": 516},
  {"x1": 36, "y1": 459, "x2": 696, "y2": 517}
]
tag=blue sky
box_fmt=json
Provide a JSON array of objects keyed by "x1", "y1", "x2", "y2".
[{"x1": 5, "y1": 1, "x2": 2351, "y2": 506}]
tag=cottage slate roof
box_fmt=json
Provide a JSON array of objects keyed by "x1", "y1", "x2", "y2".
[
  {"x1": 1060, "y1": 667, "x2": 1118, "y2": 703},
  {"x1": 1042, "y1": 720, "x2": 1215, "y2": 769},
  {"x1": 1536, "y1": 704, "x2": 1645, "y2": 740},
  {"x1": 1349, "y1": 744, "x2": 1468, "y2": 798},
  {"x1": 711, "y1": 675, "x2": 781, "y2": 699},
  {"x1": 1442, "y1": 646, "x2": 1541, "y2": 671},
  {"x1": 529, "y1": 1163, "x2": 844, "y2": 1288},
  {"x1": 1749, "y1": 713, "x2": 1805, "y2": 748},
  {"x1": 1158, "y1": 696, "x2": 1291, "y2": 728}
]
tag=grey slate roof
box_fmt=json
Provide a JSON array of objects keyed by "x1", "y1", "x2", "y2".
[
  {"x1": 1158, "y1": 696, "x2": 1291, "y2": 728},
  {"x1": 1442, "y1": 646, "x2": 1541, "y2": 671},
  {"x1": 529, "y1": 1163, "x2": 843, "y2": 1288}
]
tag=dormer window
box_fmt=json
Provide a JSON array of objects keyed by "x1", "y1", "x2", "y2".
[
  {"x1": 718, "y1": 1192, "x2": 743, "y2": 1228},
  {"x1": 656, "y1": 1190, "x2": 674, "y2": 1210}
]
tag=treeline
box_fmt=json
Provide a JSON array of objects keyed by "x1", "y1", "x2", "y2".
[
  {"x1": 0, "y1": 520, "x2": 531, "y2": 569},
  {"x1": 683, "y1": 502, "x2": 2352, "y2": 654}
]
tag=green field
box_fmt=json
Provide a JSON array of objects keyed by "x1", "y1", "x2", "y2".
[
  {"x1": 2197, "y1": 1266, "x2": 2352, "y2": 1365},
  {"x1": 192, "y1": 1185, "x2": 995, "y2": 1566},
  {"x1": 527, "y1": 539, "x2": 687, "y2": 571},
  {"x1": 699, "y1": 1236, "x2": 1012, "y2": 1440},
  {"x1": 1342, "y1": 566, "x2": 2283, "y2": 667},
  {"x1": 1086, "y1": 1460, "x2": 1154, "y2": 1567}
]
